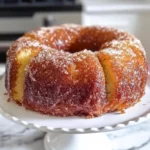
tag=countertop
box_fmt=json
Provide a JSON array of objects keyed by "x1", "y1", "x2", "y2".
[
  {"x1": 0, "y1": 115, "x2": 150, "y2": 150},
  {"x1": 0, "y1": 64, "x2": 150, "y2": 150}
]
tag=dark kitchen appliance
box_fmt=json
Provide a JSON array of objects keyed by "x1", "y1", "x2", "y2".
[{"x1": 0, "y1": 0, "x2": 82, "y2": 62}]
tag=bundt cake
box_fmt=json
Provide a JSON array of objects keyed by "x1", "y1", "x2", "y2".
[{"x1": 5, "y1": 24, "x2": 148, "y2": 117}]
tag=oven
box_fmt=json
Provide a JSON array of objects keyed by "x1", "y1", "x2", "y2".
[{"x1": 0, "y1": 0, "x2": 82, "y2": 62}]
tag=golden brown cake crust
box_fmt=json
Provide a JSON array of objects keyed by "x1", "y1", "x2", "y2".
[
  {"x1": 100, "y1": 40, "x2": 148, "y2": 111},
  {"x1": 23, "y1": 50, "x2": 107, "y2": 117},
  {"x1": 5, "y1": 24, "x2": 148, "y2": 117}
]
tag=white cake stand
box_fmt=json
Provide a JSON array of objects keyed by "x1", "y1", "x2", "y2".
[{"x1": 0, "y1": 74, "x2": 150, "y2": 150}]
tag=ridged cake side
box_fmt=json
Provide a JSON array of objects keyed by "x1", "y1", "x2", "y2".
[
  {"x1": 98, "y1": 40, "x2": 147, "y2": 112},
  {"x1": 5, "y1": 36, "x2": 45, "y2": 102},
  {"x1": 5, "y1": 24, "x2": 148, "y2": 117},
  {"x1": 23, "y1": 49, "x2": 107, "y2": 117}
]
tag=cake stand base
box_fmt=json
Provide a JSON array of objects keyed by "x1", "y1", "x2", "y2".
[{"x1": 44, "y1": 132, "x2": 112, "y2": 150}]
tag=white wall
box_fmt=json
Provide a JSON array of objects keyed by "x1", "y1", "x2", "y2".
[{"x1": 81, "y1": 0, "x2": 150, "y2": 5}]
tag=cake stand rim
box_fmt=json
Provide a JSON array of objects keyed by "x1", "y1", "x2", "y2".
[{"x1": 0, "y1": 73, "x2": 150, "y2": 134}]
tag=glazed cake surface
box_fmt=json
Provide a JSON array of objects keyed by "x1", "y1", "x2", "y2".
[{"x1": 5, "y1": 24, "x2": 148, "y2": 117}]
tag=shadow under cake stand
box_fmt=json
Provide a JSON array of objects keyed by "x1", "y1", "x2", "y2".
[{"x1": 0, "y1": 75, "x2": 150, "y2": 150}]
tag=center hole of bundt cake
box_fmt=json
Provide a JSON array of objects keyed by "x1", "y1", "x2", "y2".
[
  {"x1": 60, "y1": 39, "x2": 100, "y2": 53},
  {"x1": 68, "y1": 45, "x2": 99, "y2": 53},
  {"x1": 69, "y1": 48, "x2": 99, "y2": 53}
]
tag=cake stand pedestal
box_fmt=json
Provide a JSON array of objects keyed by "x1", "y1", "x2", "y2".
[
  {"x1": 0, "y1": 75, "x2": 150, "y2": 150},
  {"x1": 44, "y1": 132, "x2": 112, "y2": 150}
]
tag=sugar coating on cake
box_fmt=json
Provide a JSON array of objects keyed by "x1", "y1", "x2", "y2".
[{"x1": 5, "y1": 24, "x2": 148, "y2": 117}]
